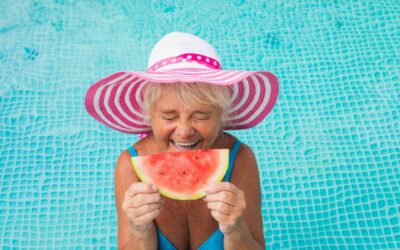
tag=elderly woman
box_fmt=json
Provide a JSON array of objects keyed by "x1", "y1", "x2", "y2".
[{"x1": 85, "y1": 32, "x2": 279, "y2": 249}]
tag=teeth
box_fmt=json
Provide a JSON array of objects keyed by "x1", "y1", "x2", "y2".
[{"x1": 173, "y1": 140, "x2": 199, "y2": 147}]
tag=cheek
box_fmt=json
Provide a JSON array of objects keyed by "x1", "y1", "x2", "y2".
[
  {"x1": 151, "y1": 119, "x2": 174, "y2": 139},
  {"x1": 196, "y1": 121, "x2": 221, "y2": 138}
]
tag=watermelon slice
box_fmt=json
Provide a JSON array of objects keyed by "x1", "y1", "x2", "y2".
[{"x1": 131, "y1": 149, "x2": 229, "y2": 200}]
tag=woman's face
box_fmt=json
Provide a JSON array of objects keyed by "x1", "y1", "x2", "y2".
[{"x1": 150, "y1": 88, "x2": 223, "y2": 152}]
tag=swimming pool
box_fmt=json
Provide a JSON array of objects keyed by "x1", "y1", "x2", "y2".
[{"x1": 0, "y1": 0, "x2": 399, "y2": 249}]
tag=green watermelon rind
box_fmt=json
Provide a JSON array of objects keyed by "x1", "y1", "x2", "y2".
[{"x1": 130, "y1": 149, "x2": 229, "y2": 201}]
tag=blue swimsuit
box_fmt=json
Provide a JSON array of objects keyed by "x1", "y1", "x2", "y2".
[{"x1": 127, "y1": 140, "x2": 242, "y2": 250}]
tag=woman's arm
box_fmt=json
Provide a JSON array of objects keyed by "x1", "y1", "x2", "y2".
[
  {"x1": 114, "y1": 150, "x2": 163, "y2": 250},
  {"x1": 204, "y1": 143, "x2": 265, "y2": 250}
]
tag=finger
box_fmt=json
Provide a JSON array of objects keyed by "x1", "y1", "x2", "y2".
[
  {"x1": 203, "y1": 191, "x2": 237, "y2": 205},
  {"x1": 131, "y1": 202, "x2": 164, "y2": 218},
  {"x1": 205, "y1": 201, "x2": 234, "y2": 215},
  {"x1": 210, "y1": 210, "x2": 230, "y2": 222},
  {"x1": 205, "y1": 182, "x2": 241, "y2": 194},
  {"x1": 132, "y1": 207, "x2": 163, "y2": 225},
  {"x1": 126, "y1": 182, "x2": 158, "y2": 197},
  {"x1": 127, "y1": 192, "x2": 163, "y2": 208},
  {"x1": 122, "y1": 195, "x2": 164, "y2": 216}
]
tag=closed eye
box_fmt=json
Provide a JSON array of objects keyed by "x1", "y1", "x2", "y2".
[
  {"x1": 192, "y1": 111, "x2": 212, "y2": 120},
  {"x1": 193, "y1": 115, "x2": 211, "y2": 120},
  {"x1": 159, "y1": 110, "x2": 178, "y2": 121},
  {"x1": 162, "y1": 116, "x2": 178, "y2": 121}
]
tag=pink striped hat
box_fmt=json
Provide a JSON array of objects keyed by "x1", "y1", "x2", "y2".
[{"x1": 85, "y1": 32, "x2": 279, "y2": 134}]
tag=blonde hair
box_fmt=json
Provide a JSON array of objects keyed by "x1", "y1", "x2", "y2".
[{"x1": 142, "y1": 82, "x2": 232, "y2": 124}]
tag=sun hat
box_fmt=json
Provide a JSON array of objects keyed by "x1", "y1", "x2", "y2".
[{"x1": 85, "y1": 32, "x2": 279, "y2": 134}]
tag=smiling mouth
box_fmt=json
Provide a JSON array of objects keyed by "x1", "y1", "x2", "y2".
[{"x1": 171, "y1": 140, "x2": 201, "y2": 149}]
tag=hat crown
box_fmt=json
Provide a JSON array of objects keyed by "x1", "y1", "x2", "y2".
[{"x1": 147, "y1": 32, "x2": 221, "y2": 71}]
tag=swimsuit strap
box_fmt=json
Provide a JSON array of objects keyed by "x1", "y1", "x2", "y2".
[
  {"x1": 224, "y1": 140, "x2": 242, "y2": 182},
  {"x1": 127, "y1": 145, "x2": 138, "y2": 157}
]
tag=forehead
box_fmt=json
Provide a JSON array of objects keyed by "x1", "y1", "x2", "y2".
[{"x1": 152, "y1": 90, "x2": 216, "y2": 112}]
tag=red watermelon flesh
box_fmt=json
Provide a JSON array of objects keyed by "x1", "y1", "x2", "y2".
[{"x1": 131, "y1": 149, "x2": 229, "y2": 200}]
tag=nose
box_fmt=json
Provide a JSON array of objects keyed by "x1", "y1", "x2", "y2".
[{"x1": 175, "y1": 120, "x2": 195, "y2": 138}]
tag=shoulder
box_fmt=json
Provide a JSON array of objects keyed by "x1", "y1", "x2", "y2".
[
  {"x1": 131, "y1": 135, "x2": 159, "y2": 156},
  {"x1": 217, "y1": 133, "x2": 258, "y2": 169},
  {"x1": 114, "y1": 148, "x2": 139, "y2": 190},
  {"x1": 230, "y1": 141, "x2": 260, "y2": 188},
  {"x1": 115, "y1": 149, "x2": 135, "y2": 173},
  {"x1": 235, "y1": 142, "x2": 257, "y2": 166}
]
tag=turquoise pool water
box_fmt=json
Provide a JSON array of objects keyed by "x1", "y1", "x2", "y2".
[{"x1": 0, "y1": 0, "x2": 399, "y2": 249}]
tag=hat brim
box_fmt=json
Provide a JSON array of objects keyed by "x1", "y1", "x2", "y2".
[{"x1": 85, "y1": 68, "x2": 279, "y2": 134}]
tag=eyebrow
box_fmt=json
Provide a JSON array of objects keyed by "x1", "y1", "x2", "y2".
[
  {"x1": 159, "y1": 110, "x2": 212, "y2": 115},
  {"x1": 159, "y1": 110, "x2": 177, "y2": 114},
  {"x1": 192, "y1": 111, "x2": 212, "y2": 115}
]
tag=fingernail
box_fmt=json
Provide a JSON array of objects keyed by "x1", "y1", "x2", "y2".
[{"x1": 152, "y1": 184, "x2": 158, "y2": 191}]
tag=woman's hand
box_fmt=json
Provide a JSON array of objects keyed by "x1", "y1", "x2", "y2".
[
  {"x1": 203, "y1": 182, "x2": 246, "y2": 235},
  {"x1": 122, "y1": 182, "x2": 164, "y2": 238}
]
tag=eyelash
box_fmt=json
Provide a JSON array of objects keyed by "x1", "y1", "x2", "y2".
[
  {"x1": 162, "y1": 117, "x2": 178, "y2": 121},
  {"x1": 161, "y1": 116, "x2": 210, "y2": 121},
  {"x1": 194, "y1": 116, "x2": 209, "y2": 120}
]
